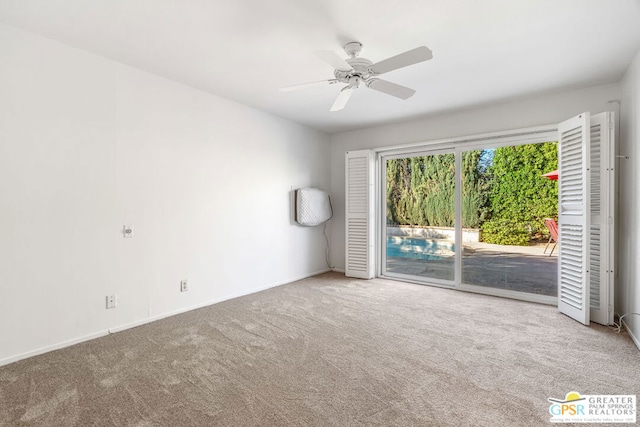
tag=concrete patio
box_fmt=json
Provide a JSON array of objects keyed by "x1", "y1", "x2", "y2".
[{"x1": 386, "y1": 242, "x2": 558, "y2": 296}]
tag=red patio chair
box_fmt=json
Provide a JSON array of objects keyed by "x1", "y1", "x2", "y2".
[{"x1": 544, "y1": 218, "x2": 558, "y2": 256}]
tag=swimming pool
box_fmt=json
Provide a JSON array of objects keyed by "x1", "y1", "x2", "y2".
[{"x1": 386, "y1": 236, "x2": 455, "y2": 260}]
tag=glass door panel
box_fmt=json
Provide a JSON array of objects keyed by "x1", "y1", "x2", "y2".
[
  {"x1": 460, "y1": 143, "x2": 558, "y2": 296},
  {"x1": 384, "y1": 151, "x2": 456, "y2": 283}
]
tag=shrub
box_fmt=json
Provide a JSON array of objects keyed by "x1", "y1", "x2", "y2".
[
  {"x1": 481, "y1": 218, "x2": 530, "y2": 246},
  {"x1": 487, "y1": 142, "x2": 558, "y2": 237}
]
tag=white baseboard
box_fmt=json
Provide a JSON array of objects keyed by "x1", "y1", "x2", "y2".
[
  {"x1": 0, "y1": 330, "x2": 110, "y2": 368},
  {"x1": 622, "y1": 318, "x2": 640, "y2": 351},
  {"x1": 332, "y1": 267, "x2": 345, "y2": 273},
  {"x1": 109, "y1": 268, "x2": 332, "y2": 334},
  {"x1": 0, "y1": 269, "x2": 331, "y2": 368}
]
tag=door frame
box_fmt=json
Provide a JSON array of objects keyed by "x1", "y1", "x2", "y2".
[{"x1": 376, "y1": 125, "x2": 558, "y2": 305}]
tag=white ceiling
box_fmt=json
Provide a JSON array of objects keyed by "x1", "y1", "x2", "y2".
[{"x1": 2, "y1": 0, "x2": 640, "y2": 133}]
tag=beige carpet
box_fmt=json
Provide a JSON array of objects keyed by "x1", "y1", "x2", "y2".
[{"x1": 0, "y1": 272, "x2": 638, "y2": 426}]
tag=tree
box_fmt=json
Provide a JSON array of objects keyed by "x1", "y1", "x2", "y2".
[
  {"x1": 385, "y1": 143, "x2": 557, "y2": 246},
  {"x1": 386, "y1": 151, "x2": 488, "y2": 228},
  {"x1": 462, "y1": 150, "x2": 489, "y2": 228}
]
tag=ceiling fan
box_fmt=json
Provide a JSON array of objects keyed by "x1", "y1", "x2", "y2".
[{"x1": 279, "y1": 42, "x2": 433, "y2": 112}]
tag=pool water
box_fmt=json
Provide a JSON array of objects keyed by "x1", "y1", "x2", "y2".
[{"x1": 386, "y1": 236, "x2": 455, "y2": 260}]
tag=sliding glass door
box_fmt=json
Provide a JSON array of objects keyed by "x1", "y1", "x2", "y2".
[
  {"x1": 382, "y1": 149, "x2": 456, "y2": 285},
  {"x1": 459, "y1": 143, "x2": 558, "y2": 298},
  {"x1": 380, "y1": 137, "x2": 559, "y2": 304}
]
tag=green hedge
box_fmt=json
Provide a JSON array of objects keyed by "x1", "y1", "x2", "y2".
[
  {"x1": 386, "y1": 151, "x2": 487, "y2": 228},
  {"x1": 385, "y1": 142, "x2": 558, "y2": 246},
  {"x1": 480, "y1": 218, "x2": 530, "y2": 246},
  {"x1": 483, "y1": 142, "x2": 558, "y2": 245}
]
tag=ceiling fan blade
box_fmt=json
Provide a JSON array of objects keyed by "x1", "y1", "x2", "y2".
[
  {"x1": 369, "y1": 46, "x2": 433, "y2": 75},
  {"x1": 315, "y1": 50, "x2": 353, "y2": 72},
  {"x1": 330, "y1": 87, "x2": 354, "y2": 112},
  {"x1": 279, "y1": 79, "x2": 338, "y2": 92},
  {"x1": 367, "y1": 79, "x2": 416, "y2": 100}
]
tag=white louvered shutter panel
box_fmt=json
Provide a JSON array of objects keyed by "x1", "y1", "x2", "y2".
[
  {"x1": 589, "y1": 112, "x2": 615, "y2": 325},
  {"x1": 345, "y1": 150, "x2": 375, "y2": 279},
  {"x1": 557, "y1": 113, "x2": 590, "y2": 325}
]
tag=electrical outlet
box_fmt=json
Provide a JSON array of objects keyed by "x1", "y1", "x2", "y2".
[
  {"x1": 106, "y1": 294, "x2": 117, "y2": 309},
  {"x1": 180, "y1": 280, "x2": 188, "y2": 292},
  {"x1": 123, "y1": 225, "x2": 133, "y2": 238}
]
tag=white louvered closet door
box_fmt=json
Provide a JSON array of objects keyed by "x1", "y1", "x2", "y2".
[
  {"x1": 558, "y1": 113, "x2": 591, "y2": 325},
  {"x1": 345, "y1": 150, "x2": 375, "y2": 279},
  {"x1": 589, "y1": 112, "x2": 615, "y2": 325}
]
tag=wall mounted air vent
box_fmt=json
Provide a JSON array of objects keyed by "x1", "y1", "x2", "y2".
[{"x1": 295, "y1": 188, "x2": 332, "y2": 226}]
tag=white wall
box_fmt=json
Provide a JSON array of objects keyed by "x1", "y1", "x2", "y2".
[
  {"x1": 0, "y1": 24, "x2": 331, "y2": 365},
  {"x1": 330, "y1": 83, "x2": 621, "y2": 271},
  {"x1": 618, "y1": 48, "x2": 640, "y2": 347}
]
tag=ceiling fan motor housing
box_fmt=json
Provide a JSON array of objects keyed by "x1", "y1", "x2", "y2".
[{"x1": 335, "y1": 57, "x2": 373, "y2": 84}]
